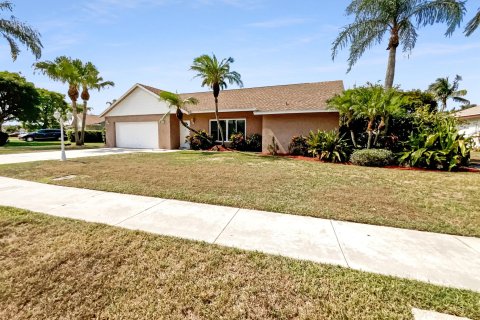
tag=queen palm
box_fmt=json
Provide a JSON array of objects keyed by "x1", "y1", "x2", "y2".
[
  {"x1": 78, "y1": 62, "x2": 114, "y2": 145},
  {"x1": 428, "y1": 75, "x2": 469, "y2": 111},
  {"x1": 0, "y1": 1, "x2": 42, "y2": 60},
  {"x1": 332, "y1": 0, "x2": 465, "y2": 89},
  {"x1": 465, "y1": 7, "x2": 480, "y2": 36},
  {"x1": 190, "y1": 54, "x2": 243, "y2": 145},
  {"x1": 35, "y1": 56, "x2": 83, "y2": 143}
]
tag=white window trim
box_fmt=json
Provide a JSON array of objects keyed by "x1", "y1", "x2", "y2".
[{"x1": 209, "y1": 118, "x2": 247, "y2": 142}]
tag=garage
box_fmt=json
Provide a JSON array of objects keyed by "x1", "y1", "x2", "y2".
[{"x1": 115, "y1": 122, "x2": 159, "y2": 149}]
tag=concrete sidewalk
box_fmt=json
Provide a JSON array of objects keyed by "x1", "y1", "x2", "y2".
[
  {"x1": 0, "y1": 148, "x2": 177, "y2": 165},
  {"x1": 0, "y1": 176, "x2": 479, "y2": 292}
]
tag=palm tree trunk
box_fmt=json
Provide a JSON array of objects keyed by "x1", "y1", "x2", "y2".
[
  {"x1": 350, "y1": 130, "x2": 357, "y2": 148},
  {"x1": 71, "y1": 100, "x2": 80, "y2": 144},
  {"x1": 385, "y1": 27, "x2": 399, "y2": 90},
  {"x1": 215, "y1": 97, "x2": 225, "y2": 146},
  {"x1": 442, "y1": 98, "x2": 447, "y2": 112},
  {"x1": 385, "y1": 47, "x2": 397, "y2": 90},
  {"x1": 80, "y1": 100, "x2": 88, "y2": 146},
  {"x1": 367, "y1": 118, "x2": 374, "y2": 149}
]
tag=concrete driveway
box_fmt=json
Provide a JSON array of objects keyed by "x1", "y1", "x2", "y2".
[{"x1": 0, "y1": 148, "x2": 178, "y2": 165}]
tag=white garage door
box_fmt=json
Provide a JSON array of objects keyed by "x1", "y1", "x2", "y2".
[{"x1": 115, "y1": 122, "x2": 159, "y2": 149}]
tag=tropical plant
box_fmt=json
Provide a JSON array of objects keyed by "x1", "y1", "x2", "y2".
[
  {"x1": 246, "y1": 134, "x2": 262, "y2": 152},
  {"x1": 465, "y1": 7, "x2": 480, "y2": 36},
  {"x1": 190, "y1": 54, "x2": 243, "y2": 146},
  {"x1": 307, "y1": 130, "x2": 351, "y2": 163},
  {"x1": 229, "y1": 132, "x2": 247, "y2": 151},
  {"x1": 350, "y1": 149, "x2": 394, "y2": 167},
  {"x1": 34, "y1": 56, "x2": 83, "y2": 143},
  {"x1": 187, "y1": 130, "x2": 214, "y2": 150},
  {"x1": 428, "y1": 75, "x2": 469, "y2": 111},
  {"x1": 332, "y1": 0, "x2": 466, "y2": 89},
  {"x1": 399, "y1": 110, "x2": 472, "y2": 171},
  {"x1": 288, "y1": 135, "x2": 309, "y2": 156},
  {"x1": 0, "y1": 71, "x2": 40, "y2": 129},
  {"x1": 267, "y1": 137, "x2": 279, "y2": 156},
  {"x1": 78, "y1": 62, "x2": 114, "y2": 145},
  {"x1": 0, "y1": 1, "x2": 42, "y2": 60}
]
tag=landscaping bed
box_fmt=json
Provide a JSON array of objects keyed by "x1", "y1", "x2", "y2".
[
  {"x1": 1, "y1": 206, "x2": 478, "y2": 319},
  {"x1": 0, "y1": 151, "x2": 479, "y2": 237}
]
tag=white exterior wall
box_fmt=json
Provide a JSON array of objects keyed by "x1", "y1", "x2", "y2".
[
  {"x1": 458, "y1": 118, "x2": 480, "y2": 147},
  {"x1": 106, "y1": 87, "x2": 170, "y2": 117}
]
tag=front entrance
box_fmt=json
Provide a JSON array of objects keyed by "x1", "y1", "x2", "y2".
[{"x1": 179, "y1": 121, "x2": 191, "y2": 149}]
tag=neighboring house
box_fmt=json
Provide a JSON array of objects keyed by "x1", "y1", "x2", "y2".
[
  {"x1": 455, "y1": 105, "x2": 480, "y2": 148},
  {"x1": 100, "y1": 81, "x2": 344, "y2": 153},
  {"x1": 69, "y1": 114, "x2": 105, "y2": 131}
]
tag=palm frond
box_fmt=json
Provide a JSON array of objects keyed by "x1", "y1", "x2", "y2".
[
  {"x1": 0, "y1": 16, "x2": 42, "y2": 60},
  {"x1": 412, "y1": 0, "x2": 466, "y2": 36},
  {"x1": 464, "y1": 8, "x2": 480, "y2": 36}
]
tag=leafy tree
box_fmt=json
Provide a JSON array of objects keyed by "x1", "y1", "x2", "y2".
[
  {"x1": 34, "y1": 56, "x2": 83, "y2": 144},
  {"x1": 158, "y1": 91, "x2": 212, "y2": 141},
  {"x1": 0, "y1": 71, "x2": 39, "y2": 130},
  {"x1": 465, "y1": 7, "x2": 480, "y2": 36},
  {"x1": 428, "y1": 75, "x2": 469, "y2": 111},
  {"x1": 190, "y1": 54, "x2": 243, "y2": 146},
  {"x1": 23, "y1": 88, "x2": 68, "y2": 130},
  {"x1": 0, "y1": 1, "x2": 42, "y2": 60},
  {"x1": 78, "y1": 62, "x2": 114, "y2": 145},
  {"x1": 332, "y1": 0, "x2": 466, "y2": 89}
]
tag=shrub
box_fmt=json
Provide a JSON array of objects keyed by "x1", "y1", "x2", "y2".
[
  {"x1": 187, "y1": 130, "x2": 214, "y2": 150},
  {"x1": 288, "y1": 135, "x2": 309, "y2": 156},
  {"x1": 67, "y1": 130, "x2": 104, "y2": 143},
  {"x1": 350, "y1": 149, "x2": 394, "y2": 167},
  {"x1": 267, "y1": 137, "x2": 279, "y2": 155},
  {"x1": 399, "y1": 111, "x2": 472, "y2": 171},
  {"x1": 230, "y1": 133, "x2": 247, "y2": 151},
  {"x1": 0, "y1": 131, "x2": 8, "y2": 146},
  {"x1": 307, "y1": 130, "x2": 350, "y2": 163},
  {"x1": 246, "y1": 134, "x2": 262, "y2": 152}
]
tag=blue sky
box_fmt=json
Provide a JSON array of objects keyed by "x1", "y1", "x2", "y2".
[{"x1": 1, "y1": 0, "x2": 479, "y2": 114}]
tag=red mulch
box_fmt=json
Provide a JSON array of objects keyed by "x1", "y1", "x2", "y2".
[{"x1": 203, "y1": 148, "x2": 480, "y2": 173}]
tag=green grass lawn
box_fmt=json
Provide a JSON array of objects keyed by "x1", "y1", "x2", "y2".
[
  {"x1": 1, "y1": 206, "x2": 478, "y2": 319},
  {"x1": 0, "y1": 151, "x2": 479, "y2": 237},
  {"x1": 0, "y1": 137, "x2": 104, "y2": 155}
]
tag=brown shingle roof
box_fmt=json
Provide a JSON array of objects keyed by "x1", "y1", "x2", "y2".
[
  {"x1": 139, "y1": 80, "x2": 344, "y2": 114},
  {"x1": 455, "y1": 105, "x2": 480, "y2": 118}
]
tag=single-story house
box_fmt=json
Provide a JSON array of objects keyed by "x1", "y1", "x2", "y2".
[
  {"x1": 456, "y1": 105, "x2": 480, "y2": 147},
  {"x1": 68, "y1": 114, "x2": 105, "y2": 131},
  {"x1": 100, "y1": 80, "x2": 344, "y2": 153}
]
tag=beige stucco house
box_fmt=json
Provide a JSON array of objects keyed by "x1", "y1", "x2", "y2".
[
  {"x1": 100, "y1": 80, "x2": 344, "y2": 153},
  {"x1": 456, "y1": 105, "x2": 480, "y2": 148}
]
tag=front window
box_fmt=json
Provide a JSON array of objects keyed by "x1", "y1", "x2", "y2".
[{"x1": 210, "y1": 119, "x2": 246, "y2": 142}]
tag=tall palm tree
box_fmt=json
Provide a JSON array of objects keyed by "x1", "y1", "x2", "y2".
[
  {"x1": 78, "y1": 62, "x2": 114, "y2": 145},
  {"x1": 190, "y1": 54, "x2": 243, "y2": 145},
  {"x1": 0, "y1": 1, "x2": 42, "y2": 60},
  {"x1": 465, "y1": 7, "x2": 480, "y2": 36},
  {"x1": 35, "y1": 56, "x2": 83, "y2": 143},
  {"x1": 332, "y1": 0, "x2": 466, "y2": 89},
  {"x1": 428, "y1": 75, "x2": 469, "y2": 111}
]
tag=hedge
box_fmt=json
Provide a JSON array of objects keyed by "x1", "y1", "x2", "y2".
[{"x1": 67, "y1": 130, "x2": 104, "y2": 143}]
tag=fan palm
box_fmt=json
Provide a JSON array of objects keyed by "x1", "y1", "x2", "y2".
[
  {"x1": 159, "y1": 91, "x2": 212, "y2": 142},
  {"x1": 34, "y1": 56, "x2": 83, "y2": 143},
  {"x1": 465, "y1": 7, "x2": 480, "y2": 36},
  {"x1": 0, "y1": 1, "x2": 42, "y2": 60},
  {"x1": 428, "y1": 75, "x2": 469, "y2": 111},
  {"x1": 332, "y1": 0, "x2": 466, "y2": 89},
  {"x1": 190, "y1": 54, "x2": 243, "y2": 145},
  {"x1": 78, "y1": 62, "x2": 114, "y2": 145}
]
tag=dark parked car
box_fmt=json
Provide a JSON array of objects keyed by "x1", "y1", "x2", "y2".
[{"x1": 19, "y1": 129, "x2": 64, "y2": 142}]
